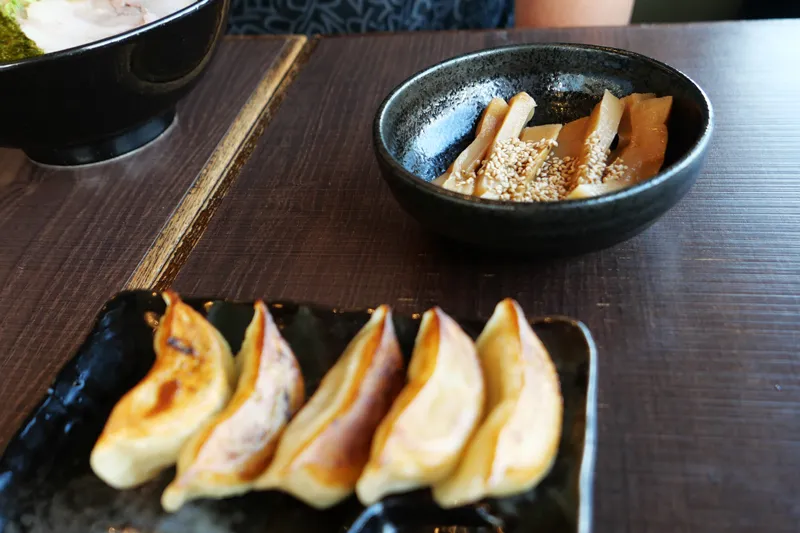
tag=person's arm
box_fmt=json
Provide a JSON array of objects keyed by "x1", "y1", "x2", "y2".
[{"x1": 515, "y1": 0, "x2": 635, "y2": 28}]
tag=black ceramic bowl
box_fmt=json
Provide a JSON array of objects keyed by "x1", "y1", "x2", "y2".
[
  {"x1": 0, "y1": 0, "x2": 229, "y2": 166},
  {"x1": 374, "y1": 43, "x2": 713, "y2": 256}
]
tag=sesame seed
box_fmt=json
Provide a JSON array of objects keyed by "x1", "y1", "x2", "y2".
[
  {"x1": 475, "y1": 138, "x2": 570, "y2": 202},
  {"x1": 574, "y1": 132, "x2": 611, "y2": 186},
  {"x1": 602, "y1": 158, "x2": 631, "y2": 184},
  {"x1": 442, "y1": 126, "x2": 632, "y2": 202}
]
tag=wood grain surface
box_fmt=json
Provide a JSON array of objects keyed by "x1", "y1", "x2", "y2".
[
  {"x1": 0, "y1": 36, "x2": 305, "y2": 448},
  {"x1": 125, "y1": 36, "x2": 307, "y2": 290},
  {"x1": 172, "y1": 21, "x2": 800, "y2": 532}
]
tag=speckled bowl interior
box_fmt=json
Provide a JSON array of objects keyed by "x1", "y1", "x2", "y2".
[
  {"x1": 373, "y1": 43, "x2": 713, "y2": 255},
  {"x1": 379, "y1": 43, "x2": 708, "y2": 185}
]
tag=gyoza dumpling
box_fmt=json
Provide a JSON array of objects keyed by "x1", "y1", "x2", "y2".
[
  {"x1": 432, "y1": 298, "x2": 562, "y2": 508},
  {"x1": 90, "y1": 291, "x2": 236, "y2": 489},
  {"x1": 161, "y1": 301, "x2": 305, "y2": 511},
  {"x1": 356, "y1": 307, "x2": 485, "y2": 505},
  {"x1": 254, "y1": 305, "x2": 405, "y2": 509}
]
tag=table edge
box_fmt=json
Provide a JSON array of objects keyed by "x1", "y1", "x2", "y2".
[{"x1": 125, "y1": 35, "x2": 311, "y2": 290}]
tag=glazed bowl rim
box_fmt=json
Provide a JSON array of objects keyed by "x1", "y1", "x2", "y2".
[
  {"x1": 373, "y1": 42, "x2": 714, "y2": 212},
  {"x1": 0, "y1": 0, "x2": 218, "y2": 72}
]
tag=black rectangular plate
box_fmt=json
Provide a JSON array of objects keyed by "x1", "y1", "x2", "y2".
[{"x1": 0, "y1": 290, "x2": 597, "y2": 533}]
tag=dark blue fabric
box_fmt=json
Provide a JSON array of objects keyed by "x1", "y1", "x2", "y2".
[{"x1": 228, "y1": 0, "x2": 514, "y2": 35}]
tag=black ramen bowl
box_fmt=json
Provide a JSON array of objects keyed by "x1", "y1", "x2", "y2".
[
  {"x1": 373, "y1": 43, "x2": 713, "y2": 256},
  {"x1": 0, "y1": 0, "x2": 229, "y2": 166}
]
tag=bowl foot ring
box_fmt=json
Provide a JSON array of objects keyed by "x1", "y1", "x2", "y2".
[{"x1": 23, "y1": 109, "x2": 176, "y2": 167}]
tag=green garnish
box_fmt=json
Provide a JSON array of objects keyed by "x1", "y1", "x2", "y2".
[
  {"x1": 3, "y1": 0, "x2": 28, "y2": 17},
  {"x1": 0, "y1": 8, "x2": 43, "y2": 63}
]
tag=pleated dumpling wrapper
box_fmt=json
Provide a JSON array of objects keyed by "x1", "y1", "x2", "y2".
[
  {"x1": 432, "y1": 298, "x2": 563, "y2": 508},
  {"x1": 254, "y1": 304, "x2": 405, "y2": 509},
  {"x1": 90, "y1": 291, "x2": 236, "y2": 489},
  {"x1": 161, "y1": 301, "x2": 305, "y2": 511},
  {"x1": 356, "y1": 307, "x2": 485, "y2": 505}
]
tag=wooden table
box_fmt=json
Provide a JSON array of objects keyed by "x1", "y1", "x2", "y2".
[
  {"x1": 2, "y1": 18, "x2": 800, "y2": 533},
  {"x1": 0, "y1": 35, "x2": 306, "y2": 445}
]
